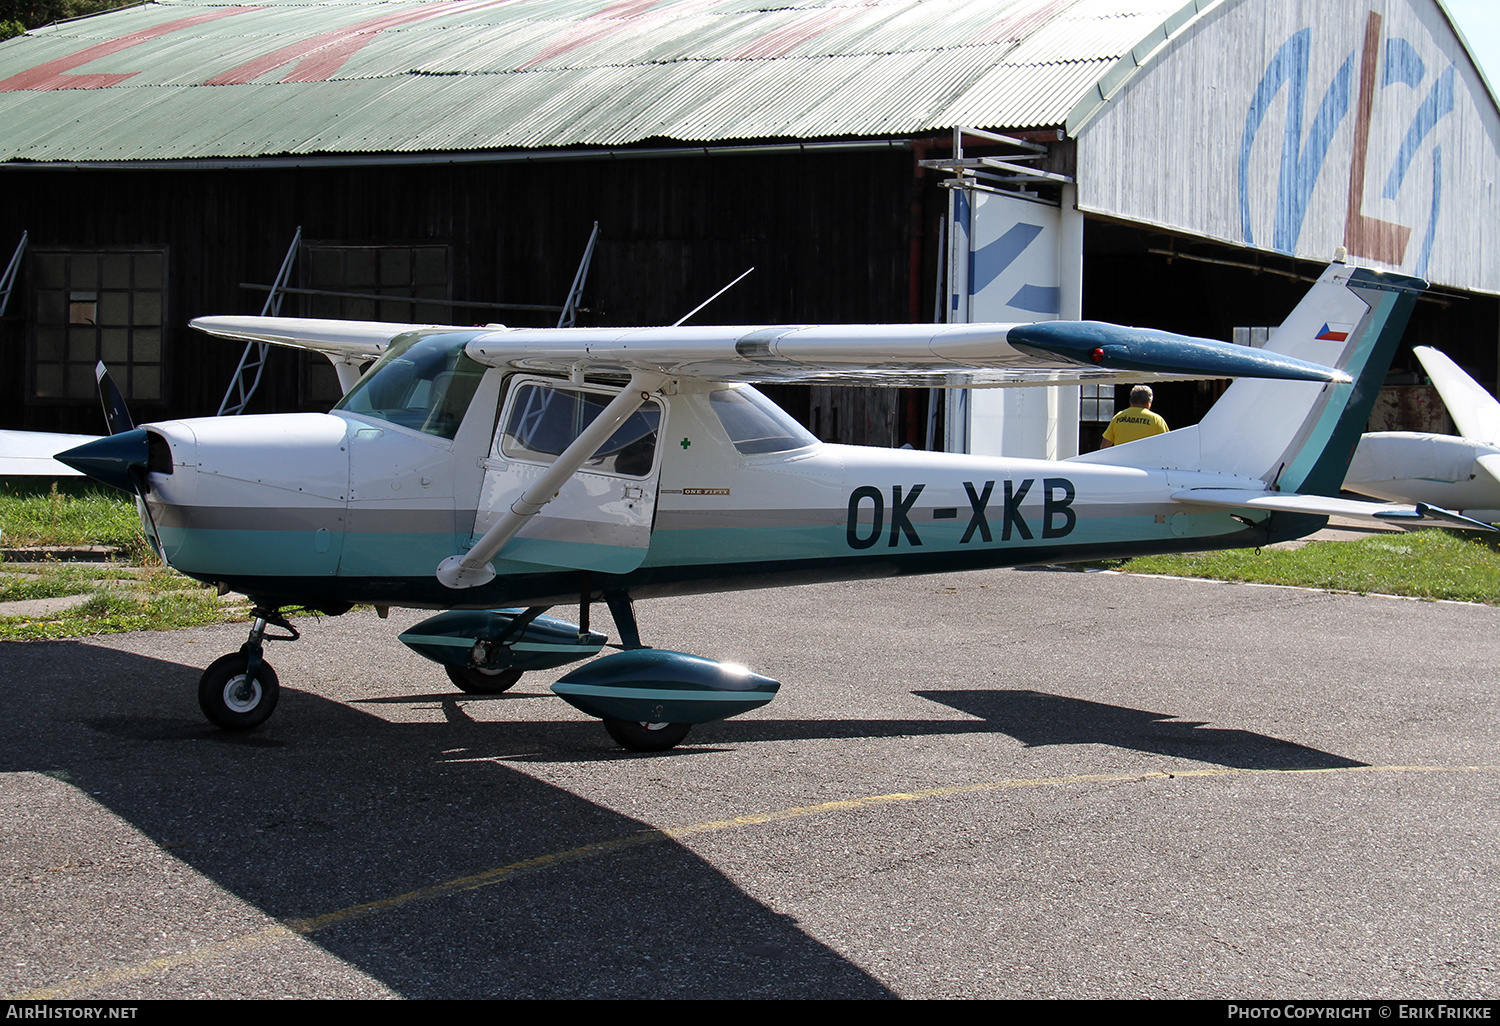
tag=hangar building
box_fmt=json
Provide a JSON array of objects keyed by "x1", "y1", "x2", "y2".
[{"x1": 0, "y1": 0, "x2": 1495, "y2": 452}]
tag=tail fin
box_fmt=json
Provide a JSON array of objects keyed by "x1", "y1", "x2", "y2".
[
  {"x1": 1072, "y1": 261, "x2": 1426, "y2": 495},
  {"x1": 1413, "y1": 346, "x2": 1500, "y2": 446}
]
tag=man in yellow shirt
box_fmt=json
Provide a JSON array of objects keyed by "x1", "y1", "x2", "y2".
[{"x1": 1101, "y1": 385, "x2": 1169, "y2": 447}]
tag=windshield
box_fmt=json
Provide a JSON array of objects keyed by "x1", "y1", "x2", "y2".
[
  {"x1": 709, "y1": 386, "x2": 818, "y2": 454},
  {"x1": 335, "y1": 331, "x2": 486, "y2": 440}
]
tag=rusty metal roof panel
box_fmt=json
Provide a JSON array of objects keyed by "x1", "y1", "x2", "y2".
[
  {"x1": 0, "y1": 0, "x2": 1189, "y2": 162},
  {"x1": 933, "y1": 59, "x2": 1121, "y2": 128}
]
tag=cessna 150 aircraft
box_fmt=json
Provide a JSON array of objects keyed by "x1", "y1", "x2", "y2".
[{"x1": 58, "y1": 259, "x2": 1485, "y2": 751}]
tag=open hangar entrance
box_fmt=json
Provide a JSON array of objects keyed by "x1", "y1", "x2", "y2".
[{"x1": 1074, "y1": 219, "x2": 1500, "y2": 453}]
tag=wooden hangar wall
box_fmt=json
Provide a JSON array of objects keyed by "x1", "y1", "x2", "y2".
[{"x1": 0, "y1": 147, "x2": 918, "y2": 441}]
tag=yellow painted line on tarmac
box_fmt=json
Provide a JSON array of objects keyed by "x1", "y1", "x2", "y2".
[{"x1": 13, "y1": 761, "x2": 1500, "y2": 999}]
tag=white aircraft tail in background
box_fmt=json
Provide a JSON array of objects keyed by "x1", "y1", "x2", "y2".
[{"x1": 1345, "y1": 346, "x2": 1500, "y2": 523}]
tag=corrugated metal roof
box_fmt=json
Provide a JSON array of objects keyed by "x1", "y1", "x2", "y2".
[{"x1": 0, "y1": 0, "x2": 1195, "y2": 162}]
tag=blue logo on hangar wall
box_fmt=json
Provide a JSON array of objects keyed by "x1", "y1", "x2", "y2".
[{"x1": 1239, "y1": 10, "x2": 1453, "y2": 277}]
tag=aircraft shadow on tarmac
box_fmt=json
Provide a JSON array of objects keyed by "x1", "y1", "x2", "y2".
[
  {"x1": 481, "y1": 688, "x2": 1357, "y2": 772},
  {"x1": 297, "y1": 676, "x2": 1365, "y2": 773},
  {"x1": 2, "y1": 641, "x2": 894, "y2": 999},
  {"x1": 913, "y1": 689, "x2": 1367, "y2": 770}
]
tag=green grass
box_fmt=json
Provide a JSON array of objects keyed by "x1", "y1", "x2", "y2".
[
  {"x1": 0, "y1": 479, "x2": 149, "y2": 554},
  {"x1": 1112, "y1": 528, "x2": 1500, "y2": 605},
  {"x1": 0, "y1": 585, "x2": 242, "y2": 641},
  {"x1": 0, "y1": 481, "x2": 248, "y2": 639},
  {"x1": 0, "y1": 558, "x2": 249, "y2": 640},
  {"x1": 0, "y1": 563, "x2": 131, "y2": 603}
]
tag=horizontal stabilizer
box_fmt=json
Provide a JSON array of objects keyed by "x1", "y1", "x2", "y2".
[
  {"x1": 1378, "y1": 503, "x2": 1497, "y2": 531},
  {"x1": 1008, "y1": 322, "x2": 1351, "y2": 383},
  {"x1": 1171, "y1": 488, "x2": 1496, "y2": 531}
]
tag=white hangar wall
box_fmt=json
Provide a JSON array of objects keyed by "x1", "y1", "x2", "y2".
[{"x1": 1072, "y1": 0, "x2": 1500, "y2": 295}]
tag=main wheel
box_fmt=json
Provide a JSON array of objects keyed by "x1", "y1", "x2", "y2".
[
  {"x1": 603, "y1": 719, "x2": 692, "y2": 752},
  {"x1": 198, "y1": 652, "x2": 280, "y2": 730},
  {"x1": 445, "y1": 664, "x2": 524, "y2": 694}
]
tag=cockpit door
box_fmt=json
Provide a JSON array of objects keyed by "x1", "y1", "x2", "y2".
[{"x1": 473, "y1": 377, "x2": 663, "y2": 574}]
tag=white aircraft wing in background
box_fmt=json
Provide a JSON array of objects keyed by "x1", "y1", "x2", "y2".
[{"x1": 0, "y1": 429, "x2": 100, "y2": 477}]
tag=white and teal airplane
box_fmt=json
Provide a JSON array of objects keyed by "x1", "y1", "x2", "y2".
[{"x1": 58, "y1": 259, "x2": 1484, "y2": 750}]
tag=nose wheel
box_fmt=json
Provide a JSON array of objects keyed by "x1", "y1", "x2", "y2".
[
  {"x1": 199, "y1": 651, "x2": 280, "y2": 729},
  {"x1": 198, "y1": 605, "x2": 298, "y2": 731}
]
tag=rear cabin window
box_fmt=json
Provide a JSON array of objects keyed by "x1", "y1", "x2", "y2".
[
  {"x1": 335, "y1": 332, "x2": 484, "y2": 440},
  {"x1": 709, "y1": 386, "x2": 818, "y2": 454},
  {"x1": 501, "y1": 382, "x2": 660, "y2": 478}
]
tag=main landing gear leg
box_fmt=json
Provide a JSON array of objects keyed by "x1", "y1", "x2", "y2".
[
  {"x1": 597, "y1": 590, "x2": 691, "y2": 752},
  {"x1": 603, "y1": 590, "x2": 645, "y2": 651},
  {"x1": 198, "y1": 605, "x2": 299, "y2": 730}
]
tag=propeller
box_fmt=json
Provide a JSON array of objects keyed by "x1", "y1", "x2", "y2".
[
  {"x1": 96, "y1": 361, "x2": 135, "y2": 435},
  {"x1": 54, "y1": 362, "x2": 150, "y2": 495}
]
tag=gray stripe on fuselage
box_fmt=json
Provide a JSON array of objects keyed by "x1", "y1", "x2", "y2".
[
  {"x1": 149, "y1": 502, "x2": 347, "y2": 532},
  {"x1": 150, "y1": 501, "x2": 1178, "y2": 534},
  {"x1": 651, "y1": 501, "x2": 1175, "y2": 531}
]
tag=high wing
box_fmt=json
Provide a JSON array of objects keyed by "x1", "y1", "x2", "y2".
[
  {"x1": 1413, "y1": 346, "x2": 1500, "y2": 446},
  {"x1": 190, "y1": 316, "x2": 446, "y2": 364},
  {"x1": 191, "y1": 316, "x2": 1351, "y2": 389}
]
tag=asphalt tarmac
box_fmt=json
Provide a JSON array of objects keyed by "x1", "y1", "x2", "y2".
[{"x1": 2, "y1": 567, "x2": 1497, "y2": 1000}]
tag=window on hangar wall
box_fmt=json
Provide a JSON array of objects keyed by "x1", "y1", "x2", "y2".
[
  {"x1": 29, "y1": 248, "x2": 165, "y2": 404},
  {"x1": 297, "y1": 242, "x2": 452, "y2": 407},
  {"x1": 1079, "y1": 383, "x2": 1114, "y2": 422}
]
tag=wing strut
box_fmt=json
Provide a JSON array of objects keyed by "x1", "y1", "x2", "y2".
[{"x1": 437, "y1": 370, "x2": 668, "y2": 589}]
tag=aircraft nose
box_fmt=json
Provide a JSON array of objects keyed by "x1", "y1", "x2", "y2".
[{"x1": 56, "y1": 428, "x2": 149, "y2": 493}]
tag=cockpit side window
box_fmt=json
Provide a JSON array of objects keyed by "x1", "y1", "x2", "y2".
[
  {"x1": 501, "y1": 382, "x2": 660, "y2": 478},
  {"x1": 335, "y1": 332, "x2": 485, "y2": 440},
  {"x1": 709, "y1": 386, "x2": 818, "y2": 454}
]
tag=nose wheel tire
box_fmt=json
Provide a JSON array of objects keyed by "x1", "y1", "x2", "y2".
[
  {"x1": 603, "y1": 719, "x2": 692, "y2": 752},
  {"x1": 445, "y1": 665, "x2": 524, "y2": 694},
  {"x1": 199, "y1": 652, "x2": 280, "y2": 730}
]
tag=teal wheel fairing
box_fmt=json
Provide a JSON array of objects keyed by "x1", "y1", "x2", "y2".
[
  {"x1": 553, "y1": 650, "x2": 780, "y2": 724},
  {"x1": 399, "y1": 609, "x2": 607, "y2": 671}
]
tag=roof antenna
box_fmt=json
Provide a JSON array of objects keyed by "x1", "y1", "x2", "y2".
[{"x1": 672, "y1": 267, "x2": 754, "y2": 327}]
